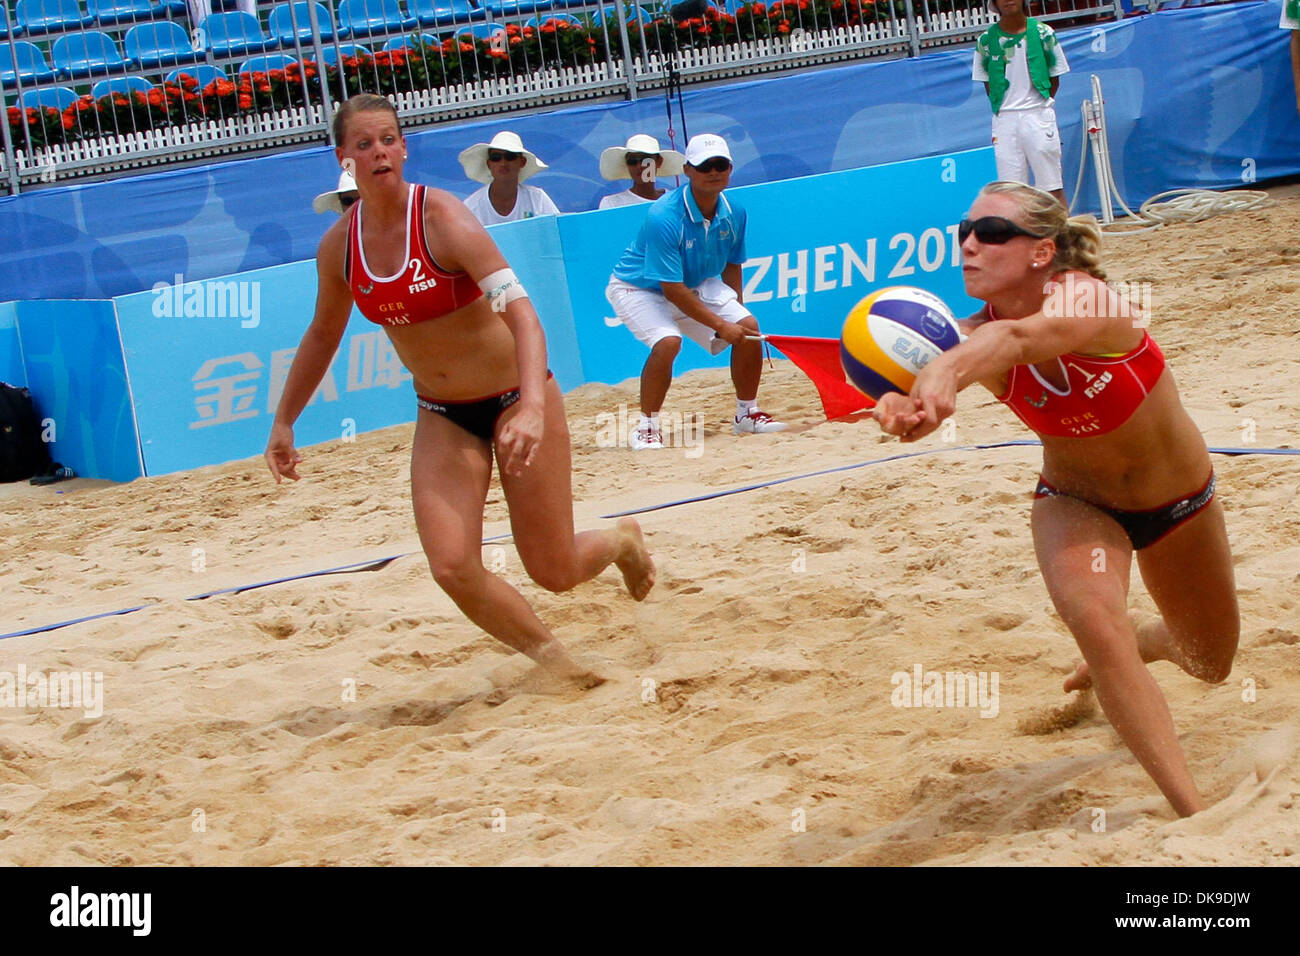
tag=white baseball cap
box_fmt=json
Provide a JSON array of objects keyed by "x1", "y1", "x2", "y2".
[{"x1": 684, "y1": 133, "x2": 732, "y2": 167}]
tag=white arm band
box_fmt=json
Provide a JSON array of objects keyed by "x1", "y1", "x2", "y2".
[{"x1": 478, "y1": 268, "x2": 528, "y2": 311}]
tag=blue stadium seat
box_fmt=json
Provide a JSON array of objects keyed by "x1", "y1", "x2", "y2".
[
  {"x1": 125, "y1": 21, "x2": 203, "y2": 68},
  {"x1": 336, "y1": 0, "x2": 417, "y2": 40},
  {"x1": 481, "y1": 0, "x2": 553, "y2": 16},
  {"x1": 316, "y1": 42, "x2": 370, "y2": 64},
  {"x1": 1, "y1": 42, "x2": 58, "y2": 87},
  {"x1": 381, "y1": 32, "x2": 436, "y2": 50},
  {"x1": 199, "y1": 11, "x2": 275, "y2": 57},
  {"x1": 456, "y1": 22, "x2": 503, "y2": 41},
  {"x1": 525, "y1": 13, "x2": 580, "y2": 27},
  {"x1": 410, "y1": 0, "x2": 485, "y2": 27},
  {"x1": 165, "y1": 63, "x2": 227, "y2": 86},
  {"x1": 0, "y1": 4, "x2": 17, "y2": 38},
  {"x1": 15, "y1": 0, "x2": 94, "y2": 36},
  {"x1": 91, "y1": 74, "x2": 151, "y2": 98},
  {"x1": 51, "y1": 31, "x2": 128, "y2": 79},
  {"x1": 87, "y1": 0, "x2": 162, "y2": 25},
  {"x1": 239, "y1": 53, "x2": 298, "y2": 73},
  {"x1": 602, "y1": 4, "x2": 655, "y2": 22},
  {"x1": 20, "y1": 84, "x2": 79, "y2": 110},
  {"x1": 268, "y1": 3, "x2": 337, "y2": 46}
]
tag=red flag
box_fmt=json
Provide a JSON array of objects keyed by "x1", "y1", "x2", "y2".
[{"x1": 764, "y1": 335, "x2": 874, "y2": 420}]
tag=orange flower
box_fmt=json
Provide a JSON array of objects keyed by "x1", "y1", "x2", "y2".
[
  {"x1": 777, "y1": 20, "x2": 790, "y2": 32},
  {"x1": 238, "y1": 94, "x2": 253, "y2": 108},
  {"x1": 62, "y1": 113, "x2": 75, "y2": 130}
]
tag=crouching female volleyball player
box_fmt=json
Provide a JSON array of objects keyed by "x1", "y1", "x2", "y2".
[
  {"x1": 875, "y1": 181, "x2": 1239, "y2": 816},
  {"x1": 265, "y1": 94, "x2": 655, "y2": 684}
]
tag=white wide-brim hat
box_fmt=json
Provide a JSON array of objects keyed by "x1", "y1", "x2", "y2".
[
  {"x1": 457, "y1": 130, "x2": 547, "y2": 184},
  {"x1": 312, "y1": 168, "x2": 359, "y2": 215},
  {"x1": 599, "y1": 133, "x2": 686, "y2": 181}
]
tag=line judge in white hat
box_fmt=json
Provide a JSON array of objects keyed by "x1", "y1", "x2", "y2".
[
  {"x1": 312, "y1": 166, "x2": 360, "y2": 215},
  {"x1": 458, "y1": 130, "x2": 561, "y2": 226},
  {"x1": 597, "y1": 133, "x2": 686, "y2": 210},
  {"x1": 606, "y1": 132, "x2": 786, "y2": 450}
]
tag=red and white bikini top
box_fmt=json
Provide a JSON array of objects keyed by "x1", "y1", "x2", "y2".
[
  {"x1": 345, "y1": 183, "x2": 482, "y2": 326},
  {"x1": 984, "y1": 302, "x2": 1167, "y2": 438}
]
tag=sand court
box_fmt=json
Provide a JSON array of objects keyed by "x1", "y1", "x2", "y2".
[{"x1": 1, "y1": 187, "x2": 1298, "y2": 866}]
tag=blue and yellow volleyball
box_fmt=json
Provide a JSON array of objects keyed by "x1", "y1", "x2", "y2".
[{"x1": 840, "y1": 286, "x2": 961, "y2": 400}]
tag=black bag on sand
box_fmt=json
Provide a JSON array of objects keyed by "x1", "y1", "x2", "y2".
[{"x1": 0, "y1": 382, "x2": 67, "y2": 484}]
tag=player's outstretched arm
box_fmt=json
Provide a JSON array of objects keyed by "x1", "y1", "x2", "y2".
[{"x1": 265, "y1": 226, "x2": 354, "y2": 482}]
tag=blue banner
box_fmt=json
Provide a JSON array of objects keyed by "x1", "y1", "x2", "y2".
[
  {"x1": 1, "y1": 2, "x2": 1296, "y2": 304},
  {"x1": 561, "y1": 148, "x2": 998, "y2": 387},
  {"x1": 13, "y1": 300, "x2": 142, "y2": 482},
  {"x1": 114, "y1": 261, "x2": 418, "y2": 477},
  {"x1": 110, "y1": 216, "x2": 588, "y2": 476},
  {"x1": 0, "y1": 302, "x2": 22, "y2": 387}
]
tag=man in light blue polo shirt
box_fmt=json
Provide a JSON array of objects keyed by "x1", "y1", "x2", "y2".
[{"x1": 606, "y1": 133, "x2": 786, "y2": 451}]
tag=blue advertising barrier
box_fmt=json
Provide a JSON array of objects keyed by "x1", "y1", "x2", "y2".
[
  {"x1": 0, "y1": 302, "x2": 23, "y2": 387},
  {"x1": 110, "y1": 215, "x2": 587, "y2": 476},
  {"x1": 8, "y1": 147, "x2": 994, "y2": 478},
  {"x1": 11, "y1": 299, "x2": 142, "y2": 482},
  {"x1": 0, "y1": 2, "x2": 1296, "y2": 304},
  {"x1": 560, "y1": 148, "x2": 998, "y2": 388}
]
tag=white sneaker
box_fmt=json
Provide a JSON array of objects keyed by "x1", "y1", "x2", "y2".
[
  {"x1": 630, "y1": 426, "x2": 665, "y2": 450},
  {"x1": 733, "y1": 410, "x2": 787, "y2": 435}
]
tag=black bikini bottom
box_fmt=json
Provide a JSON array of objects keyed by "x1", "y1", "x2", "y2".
[
  {"x1": 416, "y1": 371, "x2": 552, "y2": 442},
  {"x1": 1033, "y1": 470, "x2": 1216, "y2": 551}
]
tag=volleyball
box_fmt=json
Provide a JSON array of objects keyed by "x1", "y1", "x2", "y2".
[{"x1": 840, "y1": 286, "x2": 961, "y2": 400}]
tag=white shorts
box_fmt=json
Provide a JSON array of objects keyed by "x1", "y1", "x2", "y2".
[
  {"x1": 992, "y1": 105, "x2": 1064, "y2": 193},
  {"x1": 605, "y1": 276, "x2": 750, "y2": 356}
]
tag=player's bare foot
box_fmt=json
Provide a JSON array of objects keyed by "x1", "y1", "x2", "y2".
[
  {"x1": 1064, "y1": 616, "x2": 1175, "y2": 692},
  {"x1": 530, "y1": 641, "x2": 607, "y2": 690},
  {"x1": 614, "y1": 517, "x2": 655, "y2": 601}
]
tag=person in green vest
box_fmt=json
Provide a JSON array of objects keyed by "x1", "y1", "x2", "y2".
[
  {"x1": 972, "y1": 0, "x2": 1071, "y2": 207},
  {"x1": 1284, "y1": 0, "x2": 1300, "y2": 114}
]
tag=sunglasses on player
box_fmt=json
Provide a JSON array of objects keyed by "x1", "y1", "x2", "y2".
[
  {"x1": 958, "y1": 216, "x2": 1049, "y2": 245},
  {"x1": 487, "y1": 150, "x2": 522, "y2": 163},
  {"x1": 690, "y1": 157, "x2": 732, "y2": 174},
  {"x1": 624, "y1": 153, "x2": 660, "y2": 165}
]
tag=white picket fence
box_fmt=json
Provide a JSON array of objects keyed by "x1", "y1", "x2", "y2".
[{"x1": 4, "y1": 107, "x2": 329, "y2": 183}]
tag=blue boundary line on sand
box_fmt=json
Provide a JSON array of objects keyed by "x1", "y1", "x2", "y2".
[{"x1": 6, "y1": 443, "x2": 1295, "y2": 641}]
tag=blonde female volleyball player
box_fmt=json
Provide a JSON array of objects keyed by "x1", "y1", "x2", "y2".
[
  {"x1": 265, "y1": 94, "x2": 655, "y2": 683},
  {"x1": 874, "y1": 181, "x2": 1238, "y2": 817}
]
